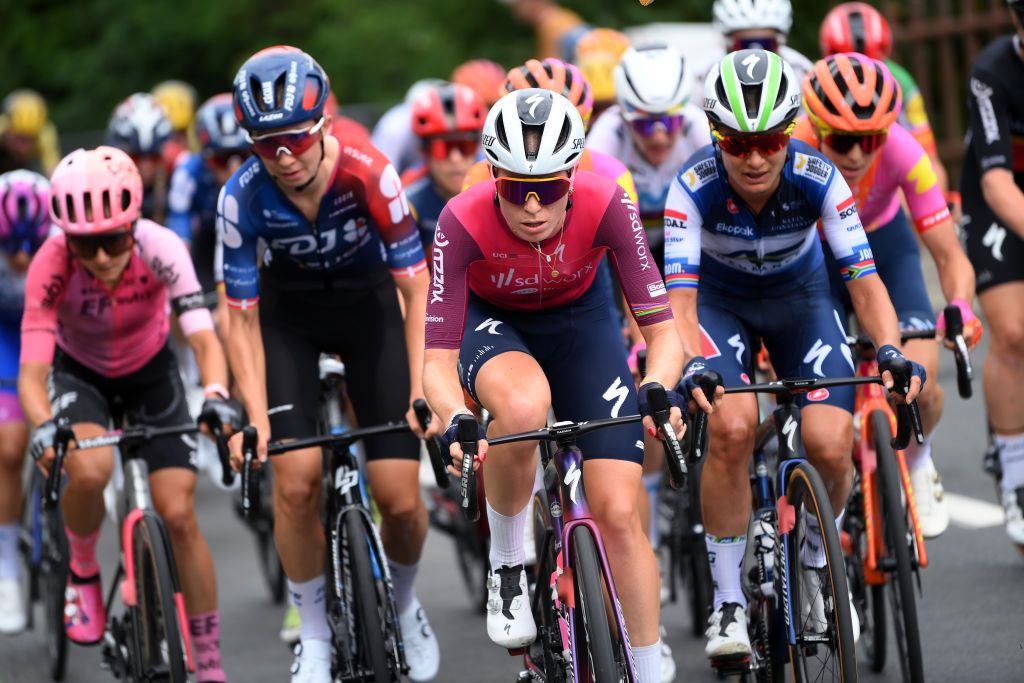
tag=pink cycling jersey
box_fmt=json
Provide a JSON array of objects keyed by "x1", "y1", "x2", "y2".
[
  {"x1": 21, "y1": 219, "x2": 213, "y2": 377},
  {"x1": 793, "y1": 119, "x2": 949, "y2": 233},
  {"x1": 425, "y1": 171, "x2": 672, "y2": 350}
]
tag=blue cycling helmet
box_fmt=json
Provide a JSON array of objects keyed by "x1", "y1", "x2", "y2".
[
  {"x1": 195, "y1": 93, "x2": 251, "y2": 153},
  {"x1": 0, "y1": 170, "x2": 51, "y2": 256},
  {"x1": 106, "y1": 93, "x2": 173, "y2": 155},
  {"x1": 232, "y1": 46, "x2": 330, "y2": 133}
]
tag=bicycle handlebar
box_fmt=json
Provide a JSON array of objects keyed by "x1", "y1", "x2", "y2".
[
  {"x1": 942, "y1": 304, "x2": 974, "y2": 399},
  {"x1": 648, "y1": 384, "x2": 688, "y2": 489},
  {"x1": 457, "y1": 416, "x2": 480, "y2": 522}
]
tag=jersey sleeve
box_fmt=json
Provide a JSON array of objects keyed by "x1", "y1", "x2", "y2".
[
  {"x1": 585, "y1": 108, "x2": 622, "y2": 156},
  {"x1": 138, "y1": 222, "x2": 214, "y2": 335},
  {"x1": 596, "y1": 190, "x2": 673, "y2": 326},
  {"x1": 966, "y1": 66, "x2": 1013, "y2": 174},
  {"x1": 424, "y1": 206, "x2": 481, "y2": 349},
  {"x1": 166, "y1": 157, "x2": 199, "y2": 243},
  {"x1": 683, "y1": 104, "x2": 713, "y2": 151},
  {"x1": 818, "y1": 174, "x2": 877, "y2": 282},
  {"x1": 889, "y1": 126, "x2": 950, "y2": 233},
  {"x1": 662, "y1": 177, "x2": 703, "y2": 290},
  {"x1": 367, "y1": 160, "x2": 427, "y2": 278},
  {"x1": 216, "y1": 183, "x2": 261, "y2": 309},
  {"x1": 19, "y1": 237, "x2": 69, "y2": 366}
]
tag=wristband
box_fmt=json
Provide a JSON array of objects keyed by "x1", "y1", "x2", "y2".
[{"x1": 203, "y1": 382, "x2": 230, "y2": 400}]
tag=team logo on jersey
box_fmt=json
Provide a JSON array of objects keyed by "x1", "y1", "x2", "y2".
[
  {"x1": 726, "y1": 198, "x2": 739, "y2": 214},
  {"x1": 807, "y1": 388, "x2": 830, "y2": 402},
  {"x1": 216, "y1": 191, "x2": 244, "y2": 249},
  {"x1": 698, "y1": 324, "x2": 722, "y2": 360},
  {"x1": 683, "y1": 158, "x2": 718, "y2": 190},
  {"x1": 793, "y1": 152, "x2": 832, "y2": 186},
  {"x1": 836, "y1": 195, "x2": 857, "y2": 220},
  {"x1": 342, "y1": 217, "x2": 368, "y2": 243},
  {"x1": 663, "y1": 208, "x2": 687, "y2": 230}
]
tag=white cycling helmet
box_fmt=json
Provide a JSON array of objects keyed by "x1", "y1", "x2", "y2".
[
  {"x1": 613, "y1": 45, "x2": 691, "y2": 120},
  {"x1": 481, "y1": 88, "x2": 586, "y2": 175},
  {"x1": 712, "y1": 0, "x2": 793, "y2": 36},
  {"x1": 703, "y1": 49, "x2": 799, "y2": 132}
]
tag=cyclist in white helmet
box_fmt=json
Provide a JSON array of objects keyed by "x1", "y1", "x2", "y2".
[{"x1": 691, "y1": 0, "x2": 813, "y2": 105}]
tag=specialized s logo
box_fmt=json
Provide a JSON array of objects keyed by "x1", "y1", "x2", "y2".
[
  {"x1": 741, "y1": 53, "x2": 761, "y2": 79},
  {"x1": 563, "y1": 462, "x2": 582, "y2": 505},
  {"x1": 525, "y1": 93, "x2": 545, "y2": 119},
  {"x1": 602, "y1": 376, "x2": 630, "y2": 418}
]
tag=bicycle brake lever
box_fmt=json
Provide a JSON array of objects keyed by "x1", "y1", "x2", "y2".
[
  {"x1": 240, "y1": 425, "x2": 259, "y2": 521},
  {"x1": 690, "y1": 370, "x2": 722, "y2": 463},
  {"x1": 649, "y1": 384, "x2": 687, "y2": 489}
]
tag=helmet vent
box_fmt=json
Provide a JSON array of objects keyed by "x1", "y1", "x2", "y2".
[
  {"x1": 494, "y1": 112, "x2": 511, "y2": 152},
  {"x1": 742, "y1": 84, "x2": 763, "y2": 120},
  {"x1": 555, "y1": 117, "x2": 571, "y2": 152},
  {"x1": 16, "y1": 196, "x2": 28, "y2": 223},
  {"x1": 522, "y1": 124, "x2": 543, "y2": 161},
  {"x1": 65, "y1": 195, "x2": 77, "y2": 224},
  {"x1": 121, "y1": 189, "x2": 132, "y2": 213},
  {"x1": 102, "y1": 191, "x2": 112, "y2": 220},
  {"x1": 850, "y1": 13, "x2": 867, "y2": 53}
]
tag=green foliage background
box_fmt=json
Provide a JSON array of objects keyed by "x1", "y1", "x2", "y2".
[{"x1": 2, "y1": 0, "x2": 837, "y2": 132}]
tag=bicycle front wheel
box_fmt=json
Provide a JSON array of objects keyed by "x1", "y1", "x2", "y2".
[
  {"x1": 38, "y1": 480, "x2": 69, "y2": 681},
  {"x1": 870, "y1": 411, "x2": 924, "y2": 683},
  {"x1": 132, "y1": 513, "x2": 188, "y2": 682},
  {"x1": 341, "y1": 510, "x2": 392, "y2": 682},
  {"x1": 785, "y1": 462, "x2": 858, "y2": 682},
  {"x1": 571, "y1": 525, "x2": 622, "y2": 683}
]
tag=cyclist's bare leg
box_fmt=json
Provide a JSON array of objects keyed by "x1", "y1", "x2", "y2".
[
  {"x1": 0, "y1": 421, "x2": 27, "y2": 526},
  {"x1": 585, "y1": 459, "x2": 659, "y2": 646},
  {"x1": 150, "y1": 468, "x2": 216, "y2": 613},
  {"x1": 801, "y1": 404, "x2": 854, "y2": 515},
  {"x1": 271, "y1": 447, "x2": 326, "y2": 580},
  {"x1": 701, "y1": 394, "x2": 758, "y2": 537},
  {"x1": 904, "y1": 338, "x2": 943, "y2": 435},
  {"x1": 476, "y1": 352, "x2": 551, "y2": 517},
  {"x1": 366, "y1": 459, "x2": 428, "y2": 564},
  {"x1": 980, "y1": 283, "x2": 1024, "y2": 434},
  {"x1": 60, "y1": 422, "x2": 114, "y2": 537}
]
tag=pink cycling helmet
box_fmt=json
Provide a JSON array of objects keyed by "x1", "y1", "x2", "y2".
[
  {"x1": 0, "y1": 170, "x2": 51, "y2": 256},
  {"x1": 49, "y1": 147, "x2": 142, "y2": 235}
]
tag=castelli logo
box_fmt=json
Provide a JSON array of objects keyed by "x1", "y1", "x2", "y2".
[
  {"x1": 727, "y1": 198, "x2": 739, "y2": 214},
  {"x1": 807, "y1": 388, "x2": 830, "y2": 402}
]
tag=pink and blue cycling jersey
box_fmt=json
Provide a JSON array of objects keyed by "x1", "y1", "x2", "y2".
[{"x1": 20, "y1": 219, "x2": 213, "y2": 377}]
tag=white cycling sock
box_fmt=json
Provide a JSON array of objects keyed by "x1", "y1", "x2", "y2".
[
  {"x1": 706, "y1": 534, "x2": 747, "y2": 610},
  {"x1": 800, "y1": 510, "x2": 845, "y2": 569},
  {"x1": 996, "y1": 432, "x2": 1024, "y2": 494},
  {"x1": 487, "y1": 500, "x2": 529, "y2": 569},
  {"x1": 632, "y1": 641, "x2": 661, "y2": 683},
  {"x1": 387, "y1": 559, "x2": 418, "y2": 615},
  {"x1": 904, "y1": 432, "x2": 934, "y2": 472},
  {"x1": 288, "y1": 575, "x2": 331, "y2": 643},
  {"x1": 0, "y1": 524, "x2": 18, "y2": 580},
  {"x1": 642, "y1": 472, "x2": 661, "y2": 549}
]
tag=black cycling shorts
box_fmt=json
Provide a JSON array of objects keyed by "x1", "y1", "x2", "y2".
[
  {"x1": 962, "y1": 196, "x2": 1024, "y2": 294},
  {"x1": 50, "y1": 344, "x2": 196, "y2": 473},
  {"x1": 259, "y1": 281, "x2": 419, "y2": 461}
]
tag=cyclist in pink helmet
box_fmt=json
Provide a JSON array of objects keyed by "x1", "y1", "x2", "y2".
[
  {"x1": 19, "y1": 147, "x2": 238, "y2": 681},
  {"x1": 0, "y1": 169, "x2": 50, "y2": 634}
]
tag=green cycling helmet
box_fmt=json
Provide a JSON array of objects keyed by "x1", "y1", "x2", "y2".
[{"x1": 703, "y1": 49, "x2": 800, "y2": 132}]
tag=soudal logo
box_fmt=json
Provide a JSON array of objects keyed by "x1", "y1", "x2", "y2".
[{"x1": 836, "y1": 195, "x2": 857, "y2": 220}]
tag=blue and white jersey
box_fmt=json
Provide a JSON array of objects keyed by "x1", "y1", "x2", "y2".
[
  {"x1": 167, "y1": 152, "x2": 218, "y2": 245},
  {"x1": 0, "y1": 257, "x2": 25, "y2": 328},
  {"x1": 663, "y1": 139, "x2": 876, "y2": 295}
]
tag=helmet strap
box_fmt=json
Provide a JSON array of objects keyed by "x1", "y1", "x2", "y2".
[{"x1": 294, "y1": 138, "x2": 326, "y2": 193}]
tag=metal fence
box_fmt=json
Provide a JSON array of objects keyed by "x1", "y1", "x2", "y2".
[{"x1": 885, "y1": 0, "x2": 1014, "y2": 182}]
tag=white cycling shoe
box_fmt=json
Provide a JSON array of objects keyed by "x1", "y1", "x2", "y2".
[
  {"x1": 486, "y1": 564, "x2": 536, "y2": 649},
  {"x1": 910, "y1": 462, "x2": 949, "y2": 538},
  {"x1": 704, "y1": 602, "x2": 752, "y2": 662},
  {"x1": 400, "y1": 598, "x2": 440, "y2": 682},
  {"x1": 290, "y1": 639, "x2": 332, "y2": 683},
  {"x1": 1001, "y1": 487, "x2": 1024, "y2": 548},
  {"x1": 799, "y1": 565, "x2": 860, "y2": 643},
  {"x1": 0, "y1": 577, "x2": 26, "y2": 634},
  {"x1": 660, "y1": 626, "x2": 677, "y2": 682}
]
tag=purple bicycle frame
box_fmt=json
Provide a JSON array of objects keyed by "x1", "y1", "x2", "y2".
[{"x1": 538, "y1": 439, "x2": 639, "y2": 682}]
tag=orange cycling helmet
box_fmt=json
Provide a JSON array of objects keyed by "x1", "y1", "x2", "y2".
[
  {"x1": 451, "y1": 59, "x2": 506, "y2": 107},
  {"x1": 803, "y1": 52, "x2": 902, "y2": 133},
  {"x1": 504, "y1": 58, "x2": 594, "y2": 128},
  {"x1": 574, "y1": 28, "x2": 631, "y2": 102},
  {"x1": 819, "y1": 3, "x2": 893, "y2": 61}
]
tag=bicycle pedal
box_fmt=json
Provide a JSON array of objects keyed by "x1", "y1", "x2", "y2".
[
  {"x1": 507, "y1": 646, "x2": 528, "y2": 656},
  {"x1": 709, "y1": 654, "x2": 752, "y2": 677}
]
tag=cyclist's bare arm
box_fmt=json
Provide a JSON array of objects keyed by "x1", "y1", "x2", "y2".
[
  {"x1": 186, "y1": 328, "x2": 229, "y2": 395},
  {"x1": 395, "y1": 269, "x2": 438, "y2": 436},
  {"x1": 423, "y1": 347, "x2": 484, "y2": 471},
  {"x1": 668, "y1": 287, "x2": 718, "y2": 413},
  {"x1": 846, "y1": 275, "x2": 920, "y2": 400},
  {"x1": 226, "y1": 306, "x2": 270, "y2": 459},
  {"x1": 981, "y1": 168, "x2": 1024, "y2": 239},
  {"x1": 920, "y1": 219, "x2": 977, "y2": 307},
  {"x1": 636, "y1": 318, "x2": 684, "y2": 394},
  {"x1": 17, "y1": 360, "x2": 53, "y2": 428}
]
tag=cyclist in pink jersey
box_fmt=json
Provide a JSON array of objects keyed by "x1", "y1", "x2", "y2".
[
  {"x1": 797, "y1": 53, "x2": 979, "y2": 537},
  {"x1": 423, "y1": 89, "x2": 687, "y2": 683},
  {"x1": 18, "y1": 147, "x2": 237, "y2": 682}
]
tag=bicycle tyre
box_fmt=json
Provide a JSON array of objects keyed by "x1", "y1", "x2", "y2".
[
  {"x1": 844, "y1": 480, "x2": 886, "y2": 672},
  {"x1": 132, "y1": 513, "x2": 188, "y2": 682},
  {"x1": 532, "y1": 489, "x2": 567, "y2": 683},
  {"x1": 40, "y1": 486, "x2": 69, "y2": 682},
  {"x1": 254, "y1": 467, "x2": 286, "y2": 604},
  {"x1": 683, "y1": 462, "x2": 713, "y2": 637},
  {"x1": 870, "y1": 411, "x2": 925, "y2": 683},
  {"x1": 785, "y1": 461, "x2": 858, "y2": 682},
  {"x1": 571, "y1": 525, "x2": 620, "y2": 683},
  {"x1": 342, "y1": 510, "x2": 392, "y2": 682}
]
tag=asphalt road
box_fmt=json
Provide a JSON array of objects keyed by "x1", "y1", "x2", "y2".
[{"x1": 2, "y1": 341, "x2": 1023, "y2": 682}]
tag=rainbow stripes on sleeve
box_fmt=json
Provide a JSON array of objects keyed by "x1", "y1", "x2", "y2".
[{"x1": 630, "y1": 302, "x2": 671, "y2": 320}]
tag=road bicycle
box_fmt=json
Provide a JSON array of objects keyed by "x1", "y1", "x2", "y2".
[
  {"x1": 451, "y1": 384, "x2": 686, "y2": 683},
  {"x1": 844, "y1": 305, "x2": 974, "y2": 683},
  {"x1": 699, "y1": 360, "x2": 922, "y2": 683}
]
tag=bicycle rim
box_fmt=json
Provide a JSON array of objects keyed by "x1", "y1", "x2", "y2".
[
  {"x1": 340, "y1": 510, "x2": 392, "y2": 682},
  {"x1": 532, "y1": 490, "x2": 568, "y2": 683},
  {"x1": 42, "y1": 500, "x2": 69, "y2": 681},
  {"x1": 844, "y1": 482, "x2": 886, "y2": 671},
  {"x1": 255, "y1": 468, "x2": 286, "y2": 604},
  {"x1": 871, "y1": 412, "x2": 925, "y2": 683},
  {"x1": 785, "y1": 462, "x2": 858, "y2": 682},
  {"x1": 683, "y1": 463, "x2": 713, "y2": 637},
  {"x1": 571, "y1": 525, "x2": 622, "y2": 683},
  {"x1": 133, "y1": 514, "x2": 188, "y2": 682}
]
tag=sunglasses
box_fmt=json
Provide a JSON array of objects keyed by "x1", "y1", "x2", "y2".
[
  {"x1": 423, "y1": 135, "x2": 479, "y2": 161},
  {"x1": 66, "y1": 228, "x2": 135, "y2": 259},
  {"x1": 820, "y1": 130, "x2": 888, "y2": 155},
  {"x1": 712, "y1": 125, "x2": 793, "y2": 158},
  {"x1": 730, "y1": 36, "x2": 780, "y2": 53},
  {"x1": 494, "y1": 176, "x2": 572, "y2": 205},
  {"x1": 250, "y1": 117, "x2": 326, "y2": 159},
  {"x1": 628, "y1": 114, "x2": 685, "y2": 138}
]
